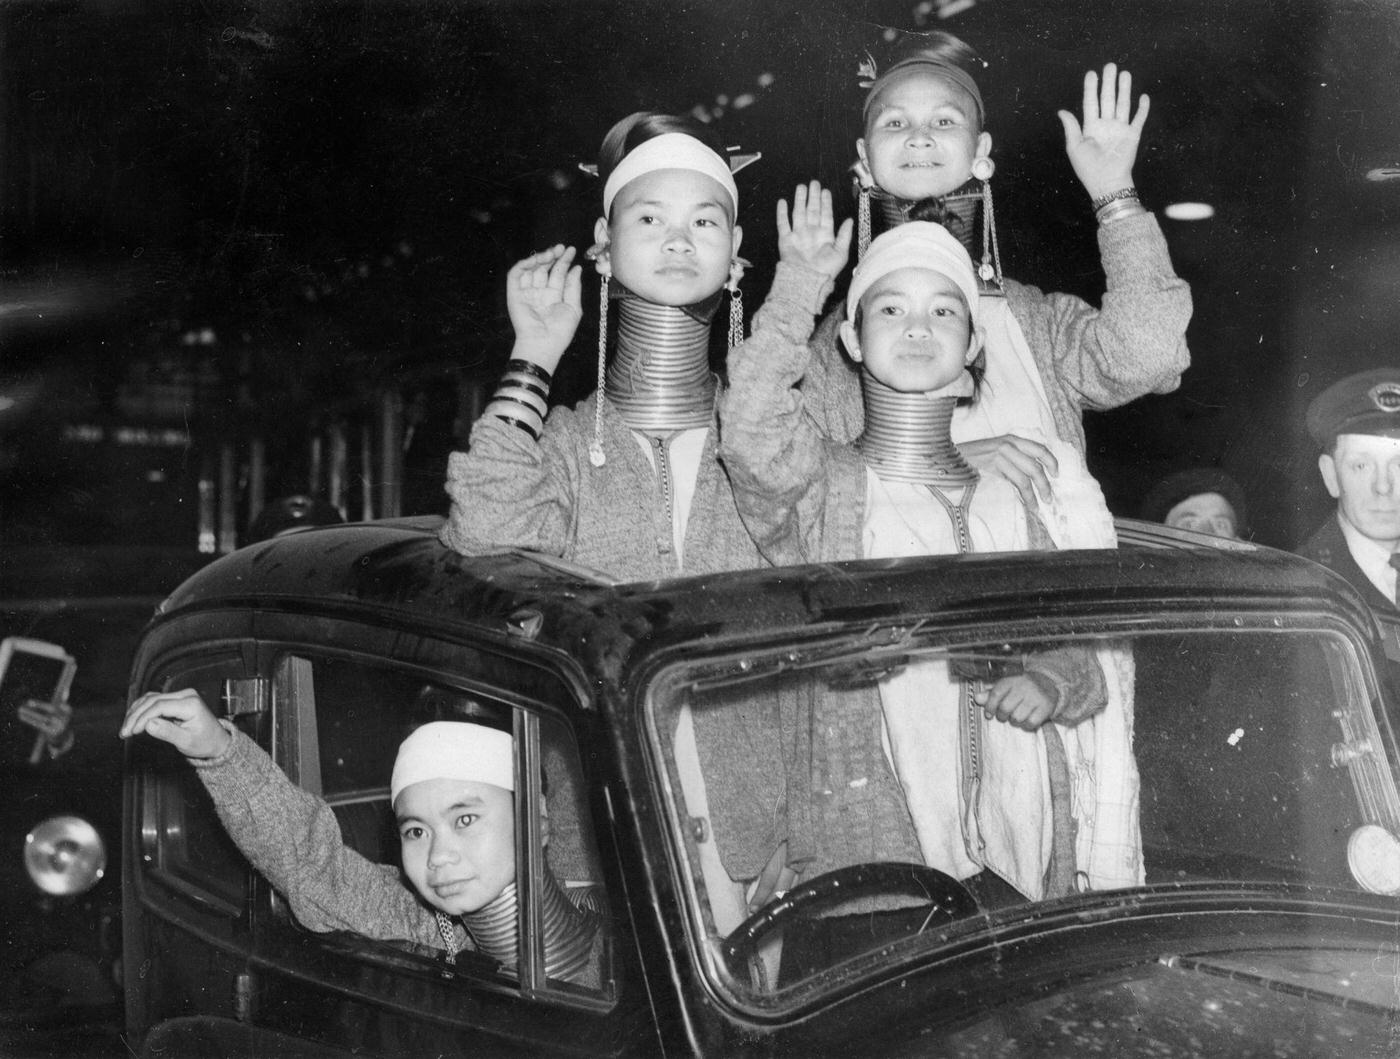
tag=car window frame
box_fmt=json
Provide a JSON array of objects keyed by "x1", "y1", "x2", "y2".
[
  {"x1": 638, "y1": 604, "x2": 1400, "y2": 1016},
  {"x1": 135, "y1": 647, "x2": 260, "y2": 920},
  {"x1": 128, "y1": 605, "x2": 639, "y2": 1055},
  {"x1": 253, "y1": 639, "x2": 619, "y2": 1014}
]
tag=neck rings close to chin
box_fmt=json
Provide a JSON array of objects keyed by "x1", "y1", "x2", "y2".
[
  {"x1": 454, "y1": 870, "x2": 599, "y2": 983},
  {"x1": 605, "y1": 292, "x2": 716, "y2": 434},
  {"x1": 855, "y1": 372, "x2": 978, "y2": 486}
]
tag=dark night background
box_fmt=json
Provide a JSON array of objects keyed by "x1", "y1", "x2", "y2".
[
  {"x1": 2, "y1": 0, "x2": 1399, "y2": 556},
  {"x1": 1, "y1": 4, "x2": 1399, "y2": 1053}
]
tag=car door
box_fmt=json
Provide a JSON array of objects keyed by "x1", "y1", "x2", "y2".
[
  {"x1": 133, "y1": 609, "x2": 662, "y2": 1058},
  {"x1": 123, "y1": 645, "x2": 263, "y2": 1038}
]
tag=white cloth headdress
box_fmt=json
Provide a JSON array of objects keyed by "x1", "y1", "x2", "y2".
[
  {"x1": 390, "y1": 721, "x2": 514, "y2": 804},
  {"x1": 846, "y1": 220, "x2": 981, "y2": 326},
  {"x1": 601, "y1": 133, "x2": 739, "y2": 216}
]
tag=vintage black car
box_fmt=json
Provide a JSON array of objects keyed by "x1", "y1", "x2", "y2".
[{"x1": 120, "y1": 517, "x2": 1400, "y2": 1057}]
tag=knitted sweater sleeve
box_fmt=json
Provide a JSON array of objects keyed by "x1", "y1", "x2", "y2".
[
  {"x1": 192, "y1": 725, "x2": 440, "y2": 947},
  {"x1": 799, "y1": 304, "x2": 865, "y2": 446},
  {"x1": 1006, "y1": 212, "x2": 1192, "y2": 412},
  {"x1": 1023, "y1": 646, "x2": 1109, "y2": 727},
  {"x1": 439, "y1": 404, "x2": 584, "y2": 558},
  {"x1": 719, "y1": 262, "x2": 838, "y2": 567}
]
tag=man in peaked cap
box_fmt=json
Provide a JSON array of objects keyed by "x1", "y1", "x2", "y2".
[{"x1": 1297, "y1": 368, "x2": 1400, "y2": 615}]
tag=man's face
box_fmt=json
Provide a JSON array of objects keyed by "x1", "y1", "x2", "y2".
[
  {"x1": 1164, "y1": 491, "x2": 1239, "y2": 538},
  {"x1": 1319, "y1": 433, "x2": 1400, "y2": 548}
]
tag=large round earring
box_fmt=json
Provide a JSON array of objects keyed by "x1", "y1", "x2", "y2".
[
  {"x1": 585, "y1": 239, "x2": 611, "y2": 278},
  {"x1": 971, "y1": 157, "x2": 995, "y2": 182},
  {"x1": 727, "y1": 257, "x2": 747, "y2": 290}
]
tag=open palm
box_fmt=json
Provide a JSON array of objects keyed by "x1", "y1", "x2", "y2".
[
  {"x1": 507, "y1": 245, "x2": 583, "y2": 371},
  {"x1": 1057, "y1": 63, "x2": 1150, "y2": 201},
  {"x1": 777, "y1": 180, "x2": 853, "y2": 283}
]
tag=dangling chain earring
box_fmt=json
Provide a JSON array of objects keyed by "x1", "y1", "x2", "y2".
[
  {"x1": 590, "y1": 273, "x2": 608, "y2": 467},
  {"x1": 979, "y1": 179, "x2": 1003, "y2": 287},
  {"x1": 857, "y1": 184, "x2": 872, "y2": 260},
  {"x1": 726, "y1": 258, "x2": 747, "y2": 348}
]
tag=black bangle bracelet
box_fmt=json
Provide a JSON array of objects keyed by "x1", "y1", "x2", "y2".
[
  {"x1": 492, "y1": 392, "x2": 547, "y2": 418},
  {"x1": 497, "y1": 374, "x2": 549, "y2": 401},
  {"x1": 506, "y1": 359, "x2": 553, "y2": 385},
  {"x1": 493, "y1": 412, "x2": 541, "y2": 440}
]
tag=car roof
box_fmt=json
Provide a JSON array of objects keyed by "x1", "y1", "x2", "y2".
[{"x1": 149, "y1": 515, "x2": 1382, "y2": 675}]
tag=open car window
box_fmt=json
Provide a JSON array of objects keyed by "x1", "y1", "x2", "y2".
[
  {"x1": 648, "y1": 616, "x2": 1399, "y2": 1007},
  {"x1": 137, "y1": 659, "x2": 256, "y2": 917},
  {"x1": 273, "y1": 654, "x2": 614, "y2": 1002}
]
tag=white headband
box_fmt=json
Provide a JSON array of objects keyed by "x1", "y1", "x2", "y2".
[
  {"x1": 846, "y1": 221, "x2": 981, "y2": 327},
  {"x1": 602, "y1": 133, "x2": 738, "y2": 217},
  {"x1": 390, "y1": 721, "x2": 514, "y2": 805}
]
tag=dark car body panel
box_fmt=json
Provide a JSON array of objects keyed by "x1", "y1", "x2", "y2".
[{"x1": 120, "y1": 518, "x2": 1400, "y2": 1057}]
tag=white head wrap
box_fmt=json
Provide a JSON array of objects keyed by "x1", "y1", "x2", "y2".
[
  {"x1": 602, "y1": 133, "x2": 738, "y2": 218},
  {"x1": 845, "y1": 221, "x2": 980, "y2": 327},
  {"x1": 390, "y1": 721, "x2": 514, "y2": 805}
]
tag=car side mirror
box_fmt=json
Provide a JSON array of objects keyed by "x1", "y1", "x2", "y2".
[{"x1": 0, "y1": 637, "x2": 77, "y2": 764}]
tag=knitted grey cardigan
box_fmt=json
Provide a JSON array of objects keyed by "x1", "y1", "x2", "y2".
[
  {"x1": 440, "y1": 392, "x2": 763, "y2": 580},
  {"x1": 194, "y1": 726, "x2": 464, "y2": 950},
  {"x1": 801, "y1": 211, "x2": 1193, "y2": 452}
]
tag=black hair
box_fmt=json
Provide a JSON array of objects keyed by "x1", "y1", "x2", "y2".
[
  {"x1": 885, "y1": 30, "x2": 983, "y2": 75},
  {"x1": 906, "y1": 197, "x2": 969, "y2": 239},
  {"x1": 864, "y1": 31, "x2": 987, "y2": 135},
  {"x1": 407, "y1": 686, "x2": 551, "y2": 796},
  {"x1": 412, "y1": 686, "x2": 509, "y2": 730},
  {"x1": 596, "y1": 111, "x2": 729, "y2": 214}
]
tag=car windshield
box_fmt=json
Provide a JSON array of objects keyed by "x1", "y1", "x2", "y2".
[{"x1": 646, "y1": 611, "x2": 1399, "y2": 1007}]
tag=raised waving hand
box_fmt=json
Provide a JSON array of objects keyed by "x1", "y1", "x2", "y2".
[
  {"x1": 506, "y1": 244, "x2": 583, "y2": 375},
  {"x1": 776, "y1": 180, "x2": 853, "y2": 285},
  {"x1": 1057, "y1": 63, "x2": 1150, "y2": 202}
]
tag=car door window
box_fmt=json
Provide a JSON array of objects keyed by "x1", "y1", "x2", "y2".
[
  {"x1": 276, "y1": 653, "x2": 613, "y2": 1001},
  {"x1": 137, "y1": 656, "x2": 257, "y2": 917}
]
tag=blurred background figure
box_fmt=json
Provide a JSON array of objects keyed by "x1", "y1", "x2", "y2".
[
  {"x1": 17, "y1": 695, "x2": 74, "y2": 762},
  {"x1": 1138, "y1": 467, "x2": 1247, "y2": 540},
  {"x1": 246, "y1": 495, "x2": 346, "y2": 544}
]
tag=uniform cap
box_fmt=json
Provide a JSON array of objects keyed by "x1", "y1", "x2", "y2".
[{"x1": 1306, "y1": 368, "x2": 1400, "y2": 448}]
